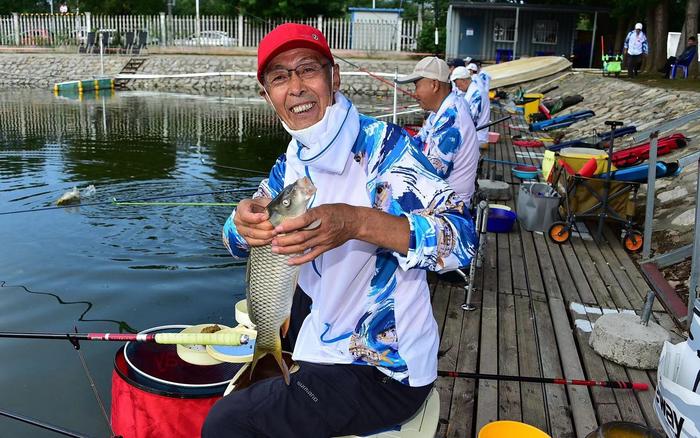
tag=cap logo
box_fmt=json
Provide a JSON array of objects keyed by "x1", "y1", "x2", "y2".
[{"x1": 312, "y1": 34, "x2": 319, "y2": 40}]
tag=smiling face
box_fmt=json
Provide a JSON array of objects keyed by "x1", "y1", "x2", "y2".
[{"x1": 261, "y1": 48, "x2": 340, "y2": 130}]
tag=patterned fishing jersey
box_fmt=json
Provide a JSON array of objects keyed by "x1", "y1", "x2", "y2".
[{"x1": 224, "y1": 110, "x2": 477, "y2": 387}]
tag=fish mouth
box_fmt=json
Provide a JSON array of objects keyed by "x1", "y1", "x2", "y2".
[{"x1": 297, "y1": 176, "x2": 317, "y2": 197}]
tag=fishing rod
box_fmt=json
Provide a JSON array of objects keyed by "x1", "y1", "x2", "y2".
[
  {"x1": 112, "y1": 201, "x2": 239, "y2": 207},
  {"x1": 0, "y1": 186, "x2": 257, "y2": 216},
  {"x1": 437, "y1": 370, "x2": 648, "y2": 391},
  {"x1": 476, "y1": 115, "x2": 511, "y2": 132},
  {"x1": 0, "y1": 330, "x2": 251, "y2": 346},
  {"x1": 0, "y1": 408, "x2": 94, "y2": 438}
]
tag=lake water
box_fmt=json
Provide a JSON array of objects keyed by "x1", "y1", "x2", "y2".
[{"x1": 0, "y1": 89, "x2": 420, "y2": 437}]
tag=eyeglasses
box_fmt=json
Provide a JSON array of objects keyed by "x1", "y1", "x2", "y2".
[{"x1": 264, "y1": 61, "x2": 330, "y2": 89}]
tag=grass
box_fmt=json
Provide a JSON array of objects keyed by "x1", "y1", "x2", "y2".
[{"x1": 619, "y1": 71, "x2": 700, "y2": 92}]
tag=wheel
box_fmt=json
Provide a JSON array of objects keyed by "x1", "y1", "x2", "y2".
[
  {"x1": 623, "y1": 231, "x2": 643, "y2": 253},
  {"x1": 548, "y1": 221, "x2": 571, "y2": 244}
]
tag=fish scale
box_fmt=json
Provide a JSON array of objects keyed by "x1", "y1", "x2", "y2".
[
  {"x1": 246, "y1": 245, "x2": 298, "y2": 350},
  {"x1": 243, "y1": 176, "x2": 316, "y2": 385}
]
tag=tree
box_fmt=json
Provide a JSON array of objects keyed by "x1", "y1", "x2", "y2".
[{"x1": 238, "y1": 0, "x2": 346, "y2": 19}]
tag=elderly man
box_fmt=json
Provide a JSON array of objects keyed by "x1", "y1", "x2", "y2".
[
  {"x1": 466, "y1": 63, "x2": 491, "y2": 148},
  {"x1": 203, "y1": 24, "x2": 476, "y2": 438},
  {"x1": 397, "y1": 56, "x2": 480, "y2": 203},
  {"x1": 624, "y1": 22, "x2": 648, "y2": 78}
]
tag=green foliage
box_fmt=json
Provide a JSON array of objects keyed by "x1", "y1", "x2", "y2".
[
  {"x1": 416, "y1": 22, "x2": 445, "y2": 54},
  {"x1": 239, "y1": 0, "x2": 346, "y2": 18},
  {"x1": 0, "y1": 0, "x2": 48, "y2": 14}
]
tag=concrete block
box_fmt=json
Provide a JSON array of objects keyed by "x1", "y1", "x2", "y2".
[
  {"x1": 477, "y1": 179, "x2": 511, "y2": 201},
  {"x1": 589, "y1": 313, "x2": 670, "y2": 369}
]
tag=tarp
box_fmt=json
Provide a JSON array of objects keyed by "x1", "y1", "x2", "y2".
[{"x1": 482, "y1": 57, "x2": 572, "y2": 89}]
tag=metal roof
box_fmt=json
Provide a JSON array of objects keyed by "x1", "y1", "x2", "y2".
[{"x1": 448, "y1": 2, "x2": 609, "y2": 14}]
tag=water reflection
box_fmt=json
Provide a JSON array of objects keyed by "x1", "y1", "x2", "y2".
[{"x1": 0, "y1": 89, "x2": 422, "y2": 437}]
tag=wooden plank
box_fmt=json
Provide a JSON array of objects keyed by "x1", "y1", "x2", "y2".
[
  {"x1": 573, "y1": 328, "x2": 618, "y2": 405},
  {"x1": 549, "y1": 297, "x2": 599, "y2": 437},
  {"x1": 498, "y1": 294, "x2": 522, "y2": 421},
  {"x1": 556, "y1": 239, "x2": 598, "y2": 305},
  {"x1": 597, "y1": 402, "x2": 623, "y2": 425},
  {"x1": 432, "y1": 278, "x2": 451, "y2": 336},
  {"x1": 438, "y1": 285, "x2": 464, "y2": 372},
  {"x1": 497, "y1": 232, "x2": 513, "y2": 295},
  {"x1": 435, "y1": 376, "x2": 455, "y2": 438},
  {"x1": 627, "y1": 368, "x2": 664, "y2": 434},
  {"x1": 447, "y1": 285, "x2": 481, "y2": 438},
  {"x1": 580, "y1": 235, "x2": 634, "y2": 310},
  {"x1": 532, "y1": 233, "x2": 565, "y2": 301},
  {"x1": 475, "y1": 271, "x2": 498, "y2": 432},
  {"x1": 520, "y1": 230, "x2": 547, "y2": 301},
  {"x1": 509, "y1": 222, "x2": 529, "y2": 296},
  {"x1": 531, "y1": 300, "x2": 576, "y2": 438},
  {"x1": 569, "y1": 236, "x2": 616, "y2": 308},
  {"x1": 514, "y1": 296, "x2": 548, "y2": 432}
]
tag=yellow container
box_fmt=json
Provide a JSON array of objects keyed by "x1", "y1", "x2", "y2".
[
  {"x1": 479, "y1": 421, "x2": 551, "y2": 438},
  {"x1": 517, "y1": 93, "x2": 544, "y2": 121},
  {"x1": 559, "y1": 147, "x2": 617, "y2": 175}
]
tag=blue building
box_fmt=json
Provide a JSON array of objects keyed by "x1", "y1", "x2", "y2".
[{"x1": 446, "y1": 2, "x2": 609, "y2": 66}]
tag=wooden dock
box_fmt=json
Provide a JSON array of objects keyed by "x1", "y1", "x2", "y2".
[{"x1": 430, "y1": 110, "x2": 684, "y2": 438}]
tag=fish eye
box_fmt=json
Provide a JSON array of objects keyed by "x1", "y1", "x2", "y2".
[{"x1": 282, "y1": 199, "x2": 290, "y2": 207}]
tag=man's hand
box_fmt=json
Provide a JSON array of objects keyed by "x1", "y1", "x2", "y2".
[
  {"x1": 234, "y1": 198, "x2": 276, "y2": 247},
  {"x1": 271, "y1": 204, "x2": 359, "y2": 265}
]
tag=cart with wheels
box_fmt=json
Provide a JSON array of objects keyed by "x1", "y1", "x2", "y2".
[{"x1": 547, "y1": 162, "x2": 644, "y2": 253}]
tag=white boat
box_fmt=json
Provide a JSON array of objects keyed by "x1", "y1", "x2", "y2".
[{"x1": 483, "y1": 56, "x2": 572, "y2": 89}]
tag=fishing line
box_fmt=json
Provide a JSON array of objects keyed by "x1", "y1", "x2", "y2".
[
  {"x1": 198, "y1": 157, "x2": 269, "y2": 175},
  {"x1": 0, "y1": 281, "x2": 137, "y2": 333},
  {"x1": 0, "y1": 187, "x2": 257, "y2": 216},
  {"x1": 73, "y1": 338, "x2": 114, "y2": 438}
]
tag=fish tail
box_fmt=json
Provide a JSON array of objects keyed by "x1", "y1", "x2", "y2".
[{"x1": 248, "y1": 336, "x2": 290, "y2": 385}]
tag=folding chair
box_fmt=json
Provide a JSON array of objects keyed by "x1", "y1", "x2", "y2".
[
  {"x1": 120, "y1": 31, "x2": 135, "y2": 54},
  {"x1": 79, "y1": 31, "x2": 95, "y2": 54}
]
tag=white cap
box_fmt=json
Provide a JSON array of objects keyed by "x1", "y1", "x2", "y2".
[
  {"x1": 464, "y1": 56, "x2": 472, "y2": 64},
  {"x1": 396, "y1": 56, "x2": 451, "y2": 84},
  {"x1": 467, "y1": 63, "x2": 479, "y2": 72},
  {"x1": 635, "y1": 22, "x2": 643, "y2": 30},
  {"x1": 450, "y1": 66, "x2": 470, "y2": 81}
]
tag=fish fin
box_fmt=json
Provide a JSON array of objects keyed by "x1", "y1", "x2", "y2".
[
  {"x1": 280, "y1": 317, "x2": 291, "y2": 338},
  {"x1": 248, "y1": 349, "x2": 267, "y2": 381},
  {"x1": 273, "y1": 348, "x2": 290, "y2": 386}
]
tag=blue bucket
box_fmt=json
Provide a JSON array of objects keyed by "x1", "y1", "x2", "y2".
[{"x1": 487, "y1": 207, "x2": 517, "y2": 233}]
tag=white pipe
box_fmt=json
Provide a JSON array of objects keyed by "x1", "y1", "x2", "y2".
[{"x1": 392, "y1": 67, "x2": 398, "y2": 124}]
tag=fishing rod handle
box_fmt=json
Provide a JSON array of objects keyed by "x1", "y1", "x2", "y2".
[{"x1": 153, "y1": 332, "x2": 250, "y2": 346}]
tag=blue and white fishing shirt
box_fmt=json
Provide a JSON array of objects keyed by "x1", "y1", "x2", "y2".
[
  {"x1": 223, "y1": 107, "x2": 477, "y2": 387},
  {"x1": 624, "y1": 31, "x2": 648, "y2": 56},
  {"x1": 414, "y1": 91, "x2": 480, "y2": 203},
  {"x1": 471, "y1": 71, "x2": 492, "y2": 144}
]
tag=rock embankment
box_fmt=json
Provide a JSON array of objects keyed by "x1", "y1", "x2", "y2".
[
  {"x1": 0, "y1": 53, "x2": 415, "y2": 96},
  {"x1": 508, "y1": 72, "x2": 700, "y2": 252}
]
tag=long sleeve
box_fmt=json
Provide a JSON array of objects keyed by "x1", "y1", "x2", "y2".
[
  {"x1": 222, "y1": 154, "x2": 286, "y2": 259},
  {"x1": 362, "y1": 121, "x2": 477, "y2": 272},
  {"x1": 642, "y1": 34, "x2": 649, "y2": 55},
  {"x1": 623, "y1": 31, "x2": 630, "y2": 50}
]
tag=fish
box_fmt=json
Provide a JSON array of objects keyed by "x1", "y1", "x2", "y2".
[
  {"x1": 56, "y1": 187, "x2": 81, "y2": 206},
  {"x1": 246, "y1": 176, "x2": 316, "y2": 385}
]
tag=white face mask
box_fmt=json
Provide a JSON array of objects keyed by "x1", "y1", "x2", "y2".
[
  {"x1": 283, "y1": 92, "x2": 360, "y2": 174},
  {"x1": 281, "y1": 92, "x2": 348, "y2": 153}
]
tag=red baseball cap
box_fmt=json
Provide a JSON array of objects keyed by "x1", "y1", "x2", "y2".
[{"x1": 257, "y1": 23, "x2": 334, "y2": 84}]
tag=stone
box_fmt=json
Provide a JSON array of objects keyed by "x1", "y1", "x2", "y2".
[
  {"x1": 672, "y1": 208, "x2": 696, "y2": 227},
  {"x1": 477, "y1": 179, "x2": 512, "y2": 200},
  {"x1": 589, "y1": 313, "x2": 670, "y2": 369},
  {"x1": 658, "y1": 186, "x2": 689, "y2": 203}
]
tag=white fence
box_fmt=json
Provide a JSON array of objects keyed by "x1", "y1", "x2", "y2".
[{"x1": 0, "y1": 13, "x2": 420, "y2": 52}]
